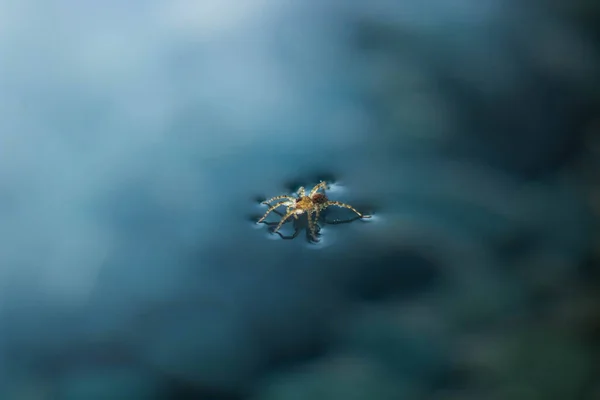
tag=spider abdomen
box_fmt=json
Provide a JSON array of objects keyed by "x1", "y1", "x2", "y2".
[{"x1": 311, "y1": 193, "x2": 327, "y2": 204}]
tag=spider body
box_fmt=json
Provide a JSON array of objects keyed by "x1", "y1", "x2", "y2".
[
  {"x1": 295, "y1": 196, "x2": 318, "y2": 212},
  {"x1": 257, "y1": 181, "x2": 370, "y2": 241}
]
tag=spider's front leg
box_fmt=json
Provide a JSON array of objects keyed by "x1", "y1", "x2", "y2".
[
  {"x1": 261, "y1": 209, "x2": 288, "y2": 225},
  {"x1": 297, "y1": 186, "x2": 306, "y2": 197},
  {"x1": 257, "y1": 201, "x2": 290, "y2": 224},
  {"x1": 262, "y1": 195, "x2": 295, "y2": 204}
]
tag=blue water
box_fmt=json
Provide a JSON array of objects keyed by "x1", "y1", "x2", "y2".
[{"x1": 0, "y1": 1, "x2": 598, "y2": 399}]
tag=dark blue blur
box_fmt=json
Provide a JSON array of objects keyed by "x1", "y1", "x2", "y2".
[{"x1": 1, "y1": 1, "x2": 599, "y2": 399}]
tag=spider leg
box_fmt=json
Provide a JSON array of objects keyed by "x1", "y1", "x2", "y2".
[
  {"x1": 309, "y1": 181, "x2": 328, "y2": 197},
  {"x1": 297, "y1": 186, "x2": 306, "y2": 197},
  {"x1": 287, "y1": 205, "x2": 299, "y2": 219},
  {"x1": 257, "y1": 201, "x2": 290, "y2": 223},
  {"x1": 265, "y1": 209, "x2": 300, "y2": 239},
  {"x1": 306, "y1": 210, "x2": 319, "y2": 241},
  {"x1": 261, "y1": 209, "x2": 291, "y2": 226},
  {"x1": 273, "y1": 209, "x2": 296, "y2": 233},
  {"x1": 262, "y1": 195, "x2": 295, "y2": 204},
  {"x1": 324, "y1": 201, "x2": 371, "y2": 219}
]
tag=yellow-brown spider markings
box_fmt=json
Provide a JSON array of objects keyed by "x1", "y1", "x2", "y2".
[{"x1": 257, "y1": 181, "x2": 371, "y2": 241}]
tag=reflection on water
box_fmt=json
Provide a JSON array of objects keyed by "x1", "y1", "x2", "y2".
[{"x1": 0, "y1": 0, "x2": 599, "y2": 399}]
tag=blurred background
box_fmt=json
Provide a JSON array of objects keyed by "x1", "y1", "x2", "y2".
[{"x1": 1, "y1": 1, "x2": 599, "y2": 399}]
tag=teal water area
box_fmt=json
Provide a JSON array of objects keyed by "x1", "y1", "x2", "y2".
[{"x1": 0, "y1": 1, "x2": 598, "y2": 399}]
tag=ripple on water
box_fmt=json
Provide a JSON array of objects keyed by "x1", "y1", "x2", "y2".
[{"x1": 362, "y1": 213, "x2": 382, "y2": 224}]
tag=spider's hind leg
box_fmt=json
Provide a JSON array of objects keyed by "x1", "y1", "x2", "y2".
[{"x1": 309, "y1": 181, "x2": 328, "y2": 197}]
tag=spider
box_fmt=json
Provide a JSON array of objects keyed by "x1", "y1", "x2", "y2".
[{"x1": 257, "y1": 181, "x2": 371, "y2": 241}]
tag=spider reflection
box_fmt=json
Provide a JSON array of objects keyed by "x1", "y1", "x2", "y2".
[{"x1": 261, "y1": 209, "x2": 365, "y2": 241}]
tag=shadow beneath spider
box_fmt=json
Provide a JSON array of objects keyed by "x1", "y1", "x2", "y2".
[{"x1": 260, "y1": 209, "x2": 366, "y2": 243}]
